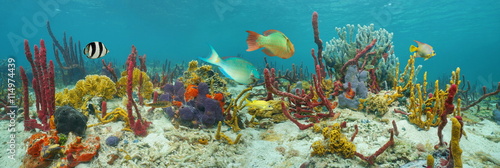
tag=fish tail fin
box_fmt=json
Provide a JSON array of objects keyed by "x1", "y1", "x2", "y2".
[
  {"x1": 409, "y1": 45, "x2": 418, "y2": 52},
  {"x1": 246, "y1": 30, "x2": 262, "y2": 51},
  {"x1": 200, "y1": 45, "x2": 222, "y2": 66}
]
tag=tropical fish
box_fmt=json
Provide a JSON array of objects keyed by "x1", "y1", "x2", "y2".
[
  {"x1": 246, "y1": 30, "x2": 295, "y2": 59},
  {"x1": 145, "y1": 101, "x2": 173, "y2": 108},
  {"x1": 364, "y1": 65, "x2": 375, "y2": 70},
  {"x1": 409, "y1": 40, "x2": 435, "y2": 60},
  {"x1": 40, "y1": 144, "x2": 63, "y2": 161},
  {"x1": 200, "y1": 46, "x2": 260, "y2": 85},
  {"x1": 84, "y1": 41, "x2": 109, "y2": 59},
  {"x1": 244, "y1": 99, "x2": 273, "y2": 111}
]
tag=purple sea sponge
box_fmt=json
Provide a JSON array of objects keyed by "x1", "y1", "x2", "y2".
[
  {"x1": 173, "y1": 80, "x2": 185, "y2": 101},
  {"x1": 179, "y1": 106, "x2": 197, "y2": 121},
  {"x1": 162, "y1": 80, "x2": 185, "y2": 102},
  {"x1": 198, "y1": 97, "x2": 223, "y2": 126},
  {"x1": 159, "y1": 93, "x2": 173, "y2": 102},
  {"x1": 199, "y1": 114, "x2": 216, "y2": 126},
  {"x1": 106, "y1": 136, "x2": 120, "y2": 147},
  {"x1": 164, "y1": 106, "x2": 175, "y2": 118},
  {"x1": 339, "y1": 65, "x2": 368, "y2": 109},
  {"x1": 338, "y1": 93, "x2": 359, "y2": 109},
  {"x1": 197, "y1": 82, "x2": 210, "y2": 97}
]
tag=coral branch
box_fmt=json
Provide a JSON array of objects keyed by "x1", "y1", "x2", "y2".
[
  {"x1": 437, "y1": 84, "x2": 458, "y2": 147},
  {"x1": 101, "y1": 59, "x2": 118, "y2": 82},
  {"x1": 22, "y1": 39, "x2": 55, "y2": 131},
  {"x1": 460, "y1": 82, "x2": 500, "y2": 111},
  {"x1": 312, "y1": 11, "x2": 325, "y2": 77},
  {"x1": 281, "y1": 102, "x2": 314, "y2": 130},
  {"x1": 341, "y1": 39, "x2": 377, "y2": 73}
]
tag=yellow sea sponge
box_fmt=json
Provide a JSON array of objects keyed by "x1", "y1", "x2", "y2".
[
  {"x1": 55, "y1": 75, "x2": 116, "y2": 110},
  {"x1": 311, "y1": 122, "x2": 356, "y2": 158},
  {"x1": 180, "y1": 61, "x2": 228, "y2": 94},
  {"x1": 363, "y1": 94, "x2": 389, "y2": 116},
  {"x1": 116, "y1": 68, "x2": 153, "y2": 100},
  {"x1": 76, "y1": 75, "x2": 116, "y2": 100},
  {"x1": 450, "y1": 117, "x2": 463, "y2": 167}
]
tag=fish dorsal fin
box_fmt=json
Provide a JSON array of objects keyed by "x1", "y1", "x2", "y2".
[
  {"x1": 414, "y1": 40, "x2": 425, "y2": 46},
  {"x1": 199, "y1": 45, "x2": 222, "y2": 66},
  {"x1": 263, "y1": 30, "x2": 281, "y2": 36}
]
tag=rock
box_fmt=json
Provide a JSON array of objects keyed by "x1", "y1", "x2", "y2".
[{"x1": 55, "y1": 105, "x2": 88, "y2": 136}]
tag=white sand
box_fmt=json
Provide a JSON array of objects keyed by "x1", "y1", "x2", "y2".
[{"x1": 1, "y1": 88, "x2": 500, "y2": 168}]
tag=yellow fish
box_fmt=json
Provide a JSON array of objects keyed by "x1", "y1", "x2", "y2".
[
  {"x1": 246, "y1": 30, "x2": 295, "y2": 59},
  {"x1": 244, "y1": 99, "x2": 273, "y2": 111},
  {"x1": 409, "y1": 40, "x2": 436, "y2": 60},
  {"x1": 145, "y1": 101, "x2": 173, "y2": 108}
]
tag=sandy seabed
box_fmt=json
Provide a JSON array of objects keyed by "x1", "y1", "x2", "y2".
[{"x1": 1, "y1": 85, "x2": 500, "y2": 168}]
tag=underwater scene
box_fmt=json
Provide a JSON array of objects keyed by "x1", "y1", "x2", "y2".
[{"x1": 1, "y1": 1, "x2": 500, "y2": 168}]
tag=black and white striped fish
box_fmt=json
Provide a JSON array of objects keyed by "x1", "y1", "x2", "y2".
[{"x1": 84, "y1": 41, "x2": 109, "y2": 59}]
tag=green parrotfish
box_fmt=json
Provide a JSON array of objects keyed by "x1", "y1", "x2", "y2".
[{"x1": 200, "y1": 46, "x2": 260, "y2": 85}]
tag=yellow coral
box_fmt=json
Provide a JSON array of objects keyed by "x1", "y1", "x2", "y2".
[
  {"x1": 88, "y1": 107, "x2": 132, "y2": 132},
  {"x1": 362, "y1": 94, "x2": 389, "y2": 116},
  {"x1": 215, "y1": 121, "x2": 241, "y2": 144},
  {"x1": 311, "y1": 123, "x2": 356, "y2": 158},
  {"x1": 246, "y1": 100, "x2": 287, "y2": 122},
  {"x1": 116, "y1": 68, "x2": 153, "y2": 100},
  {"x1": 55, "y1": 75, "x2": 116, "y2": 110},
  {"x1": 427, "y1": 154, "x2": 434, "y2": 168},
  {"x1": 187, "y1": 60, "x2": 199, "y2": 72},
  {"x1": 450, "y1": 117, "x2": 463, "y2": 167},
  {"x1": 180, "y1": 61, "x2": 228, "y2": 94}
]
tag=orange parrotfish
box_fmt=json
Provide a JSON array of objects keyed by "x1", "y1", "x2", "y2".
[
  {"x1": 245, "y1": 30, "x2": 295, "y2": 59},
  {"x1": 409, "y1": 40, "x2": 436, "y2": 60},
  {"x1": 200, "y1": 46, "x2": 260, "y2": 85}
]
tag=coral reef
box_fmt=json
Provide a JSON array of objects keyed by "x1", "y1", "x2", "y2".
[
  {"x1": 323, "y1": 24, "x2": 399, "y2": 92},
  {"x1": 161, "y1": 81, "x2": 224, "y2": 128},
  {"x1": 180, "y1": 60, "x2": 228, "y2": 94}
]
